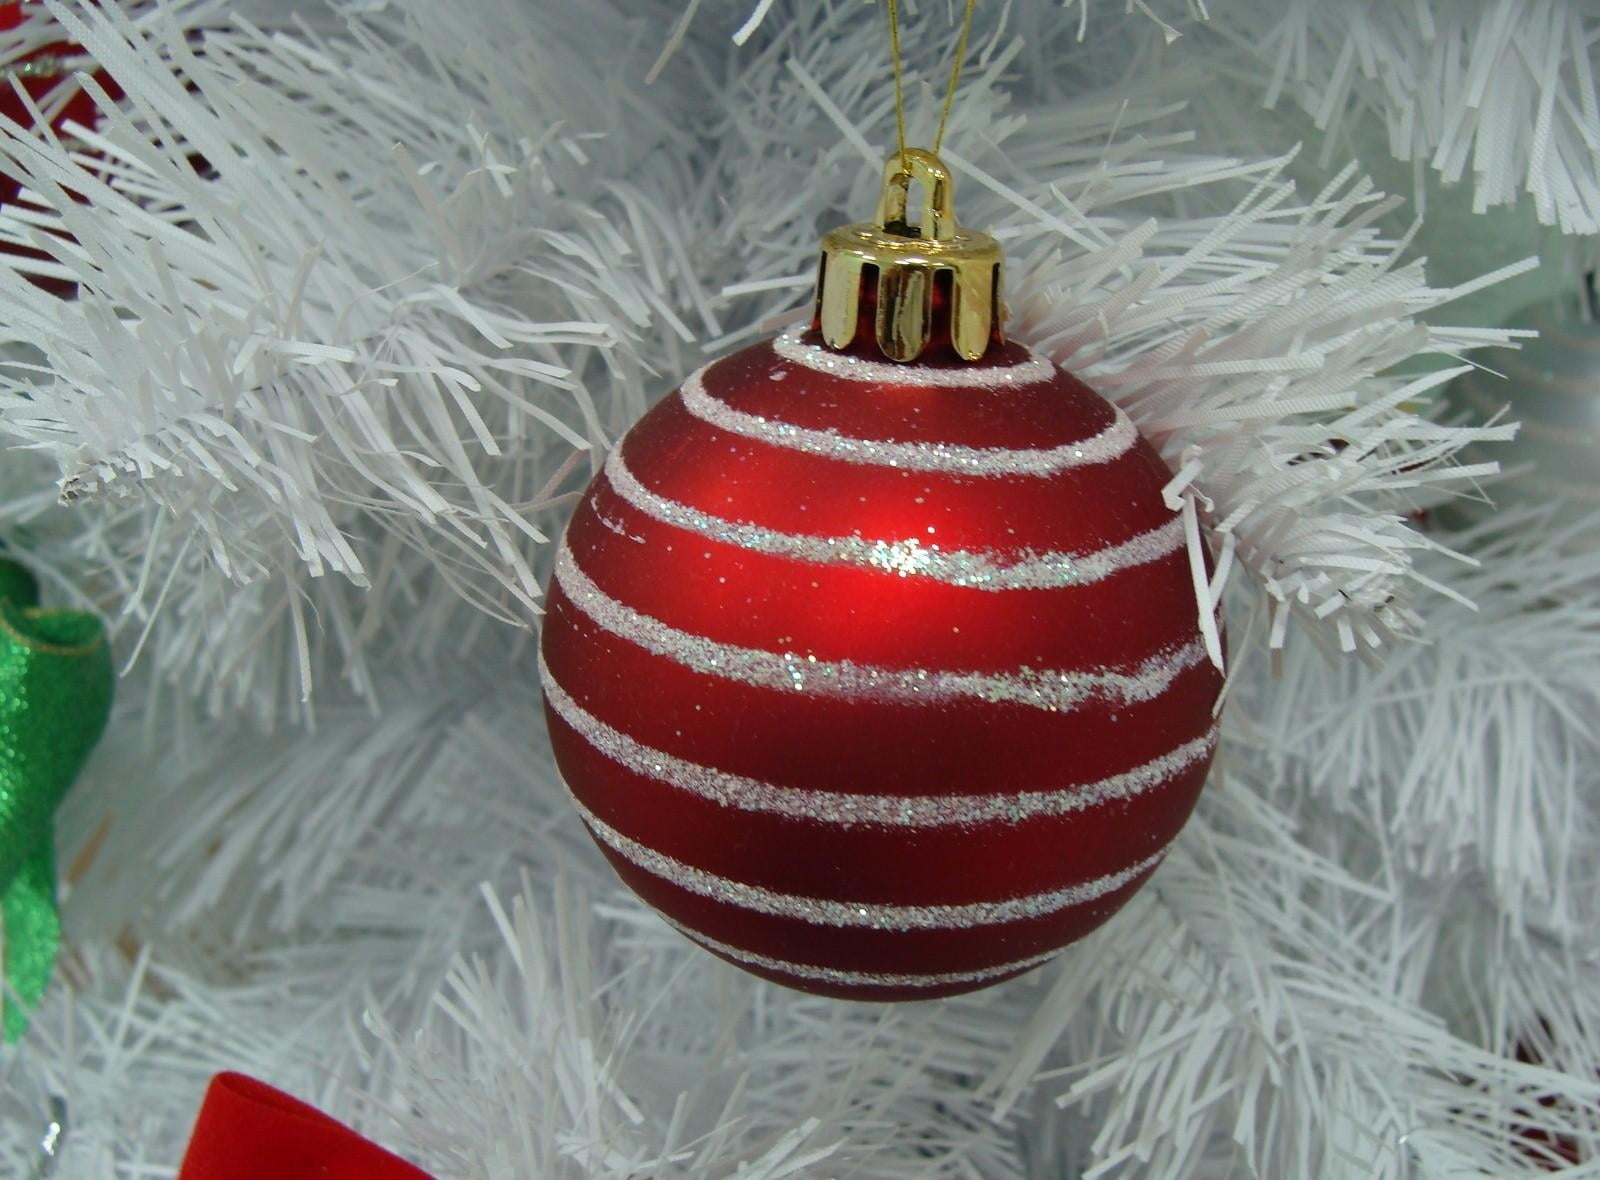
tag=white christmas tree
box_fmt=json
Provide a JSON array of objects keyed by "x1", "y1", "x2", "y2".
[{"x1": 0, "y1": 2, "x2": 1597, "y2": 1177}]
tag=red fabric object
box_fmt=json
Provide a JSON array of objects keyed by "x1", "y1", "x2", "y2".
[
  {"x1": 0, "y1": 6, "x2": 23, "y2": 33},
  {"x1": 178, "y1": 1072, "x2": 433, "y2": 1180},
  {"x1": 540, "y1": 322, "x2": 1223, "y2": 1000}
]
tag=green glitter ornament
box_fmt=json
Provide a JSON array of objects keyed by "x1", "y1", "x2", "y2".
[{"x1": 0, "y1": 556, "x2": 112, "y2": 1041}]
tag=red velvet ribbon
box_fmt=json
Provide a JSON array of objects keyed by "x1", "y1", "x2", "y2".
[{"x1": 178, "y1": 1073, "x2": 434, "y2": 1180}]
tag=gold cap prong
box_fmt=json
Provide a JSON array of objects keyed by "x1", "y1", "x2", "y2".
[{"x1": 814, "y1": 148, "x2": 1005, "y2": 363}]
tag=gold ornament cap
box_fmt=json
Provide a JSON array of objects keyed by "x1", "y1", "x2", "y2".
[{"x1": 814, "y1": 148, "x2": 1005, "y2": 363}]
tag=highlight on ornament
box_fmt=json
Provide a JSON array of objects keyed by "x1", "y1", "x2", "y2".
[{"x1": 540, "y1": 114, "x2": 1224, "y2": 998}]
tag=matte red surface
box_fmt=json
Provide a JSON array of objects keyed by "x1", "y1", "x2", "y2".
[{"x1": 541, "y1": 332, "x2": 1223, "y2": 999}]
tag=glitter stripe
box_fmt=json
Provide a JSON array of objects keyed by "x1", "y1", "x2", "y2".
[
  {"x1": 543, "y1": 652, "x2": 1217, "y2": 827},
  {"x1": 569, "y1": 785, "x2": 1172, "y2": 930},
  {"x1": 668, "y1": 917, "x2": 1060, "y2": 988},
  {"x1": 680, "y1": 368, "x2": 1138, "y2": 477},
  {"x1": 603, "y1": 447, "x2": 1185, "y2": 590},
  {"x1": 770, "y1": 328, "x2": 1058, "y2": 388},
  {"x1": 553, "y1": 545, "x2": 1208, "y2": 712}
]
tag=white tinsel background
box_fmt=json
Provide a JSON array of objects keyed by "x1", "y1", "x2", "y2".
[{"x1": 1, "y1": 0, "x2": 1598, "y2": 1176}]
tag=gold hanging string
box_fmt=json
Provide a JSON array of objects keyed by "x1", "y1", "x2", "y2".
[
  {"x1": 882, "y1": 0, "x2": 980, "y2": 157},
  {"x1": 884, "y1": 0, "x2": 908, "y2": 160},
  {"x1": 934, "y1": 0, "x2": 978, "y2": 155}
]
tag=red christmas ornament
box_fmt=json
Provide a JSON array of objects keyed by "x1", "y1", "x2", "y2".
[
  {"x1": 541, "y1": 150, "x2": 1223, "y2": 999},
  {"x1": 0, "y1": 1, "x2": 121, "y2": 299},
  {"x1": 1510, "y1": 1028, "x2": 1590, "y2": 1169}
]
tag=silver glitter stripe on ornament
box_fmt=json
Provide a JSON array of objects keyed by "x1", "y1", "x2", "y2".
[
  {"x1": 603, "y1": 446, "x2": 1186, "y2": 590},
  {"x1": 554, "y1": 546, "x2": 1209, "y2": 711},
  {"x1": 770, "y1": 327, "x2": 1058, "y2": 388},
  {"x1": 666, "y1": 916, "x2": 1061, "y2": 988},
  {"x1": 566, "y1": 785, "x2": 1172, "y2": 930},
  {"x1": 542, "y1": 652, "x2": 1218, "y2": 827},
  {"x1": 678, "y1": 369, "x2": 1139, "y2": 477}
]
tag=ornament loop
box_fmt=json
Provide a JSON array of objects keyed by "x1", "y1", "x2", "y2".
[
  {"x1": 874, "y1": 149, "x2": 957, "y2": 240},
  {"x1": 814, "y1": 147, "x2": 1005, "y2": 364}
]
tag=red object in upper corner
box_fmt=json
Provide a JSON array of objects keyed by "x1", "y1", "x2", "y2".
[
  {"x1": 177, "y1": 1072, "x2": 435, "y2": 1180},
  {"x1": 0, "y1": 4, "x2": 115, "y2": 173},
  {"x1": 0, "y1": 1, "x2": 127, "y2": 298}
]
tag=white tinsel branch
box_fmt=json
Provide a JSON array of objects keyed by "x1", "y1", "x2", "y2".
[
  {"x1": 1216, "y1": 0, "x2": 1600, "y2": 236},
  {"x1": 0, "y1": 0, "x2": 719, "y2": 719},
  {"x1": 1251, "y1": 503, "x2": 1600, "y2": 936},
  {"x1": 725, "y1": 0, "x2": 1600, "y2": 233}
]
